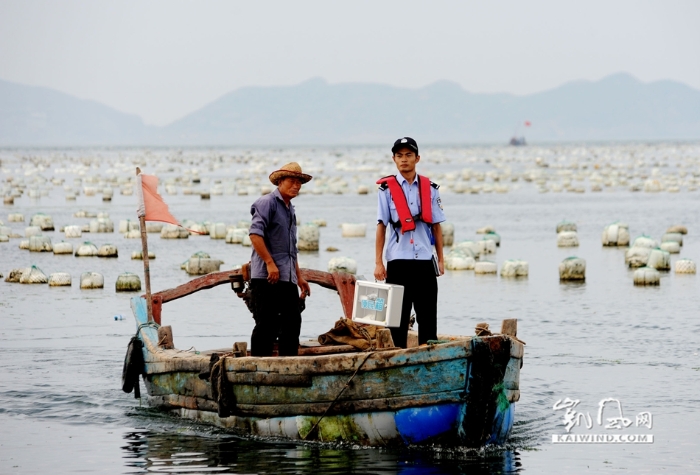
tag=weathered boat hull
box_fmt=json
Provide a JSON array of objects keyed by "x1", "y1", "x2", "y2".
[{"x1": 130, "y1": 296, "x2": 522, "y2": 447}]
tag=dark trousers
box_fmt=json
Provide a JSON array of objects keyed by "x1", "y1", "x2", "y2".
[
  {"x1": 250, "y1": 279, "x2": 302, "y2": 357},
  {"x1": 386, "y1": 259, "x2": 438, "y2": 348}
]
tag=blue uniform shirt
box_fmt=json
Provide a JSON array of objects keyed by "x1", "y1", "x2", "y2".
[
  {"x1": 377, "y1": 173, "x2": 446, "y2": 261},
  {"x1": 249, "y1": 188, "x2": 298, "y2": 284}
]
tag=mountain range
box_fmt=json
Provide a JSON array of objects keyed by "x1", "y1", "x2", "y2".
[{"x1": 1, "y1": 73, "x2": 699, "y2": 147}]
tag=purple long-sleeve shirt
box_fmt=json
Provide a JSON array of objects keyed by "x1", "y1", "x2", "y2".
[{"x1": 249, "y1": 188, "x2": 298, "y2": 284}]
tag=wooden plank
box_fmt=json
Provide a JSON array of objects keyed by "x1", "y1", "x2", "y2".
[
  {"x1": 506, "y1": 389, "x2": 520, "y2": 403},
  {"x1": 503, "y1": 357, "x2": 520, "y2": 390},
  {"x1": 229, "y1": 373, "x2": 312, "y2": 387},
  {"x1": 500, "y1": 319, "x2": 518, "y2": 337},
  {"x1": 147, "y1": 390, "x2": 466, "y2": 418},
  {"x1": 231, "y1": 358, "x2": 468, "y2": 406},
  {"x1": 150, "y1": 268, "x2": 340, "y2": 304},
  {"x1": 152, "y1": 270, "x2": 240, "y2": 303},
  {"x1": 510, "y1": 340, "x2": 524, "y2": 359},
  {"x1": 376, "y1": 328, "x2": 395, "y2": 349},
  {"x1": 157, "y1": 325, "x2": 174, "y2": 349},
  {"x1": 226, "y1": 339, "x2": 472, "y2": 375}
]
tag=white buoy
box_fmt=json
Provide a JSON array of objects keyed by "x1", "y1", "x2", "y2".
[
  {"x1": 478, "y1": 239, "x2": 497, "y2": 254},
  {"x1": 118, "y1": 219, "x2": 139, "y2": 233},
  {"x1": 80, "y1": 272, "x2": 105, "y2": 289},
  {"x1": 445, "y1": 249, "x2": 475, "y2": 270},
  {"x1": 160, "y1": 224, "x2": 189, "y2": 239},
  {"x1": 19, "y1": 266, "x2": 48, "y2": 284},
  {"x1": 64, "y1": 225, "x2": 82, "y2": 238},
  {"x1": 189, "y1": 223, "x2": 209, "y2": 235},
  {"x1": 89, "y1": 218, "x2": 114, "y2": 233},
  {"x1": 48, "y1": 272, "x2": 72, "y2": 287},
  {"x1": 633, "y1": 267, "x2": 660, "y2": 286},
  {"x1": 557, "y1": 231, "x2": 579, "y2": 247},
  {"x1": 5, "y1": 268, "x2": 29, "y2": 283},
  {"x1": 341, "y1": 223, "x2": 367, "y2": 238},
  {"x1": 225, "y1": 228, "x2": 247, "y2": 244},
  {"x1": 441, "y1": 222, "x2": 454, "y2": 246},
  {"x1": 25, "y1": 226, "x2": 42, "y2": 237},
  {"x1": 312, "y1": 218, "x2": 327, "y2": 227},
  {"x1": 556, "y1": 221, "x2": 577, "y2": 233},
  {"x1": 185, "y1": 254, "x2": 222, "y2": 275},
  {"x1": 97, "y1": 244, "x2": 118, "y2": 258},
  {"x1": 0, "y1": 225, "x2": 11, "y2": 237},
  {"x1": 660, "y1": 241, "x2": 680, "y2": 253},
  {"x1": 116, "y1": 272, "x2": 142, "y2": 292},
  {"x1": 646, "y1": 248, "x2": 670, "y2": 270},
  {"x1": 661, "y1": 232, "x2": 683, "y2": 246},
  {"x1": 28, "y1": 235, "x2": 53, "y2": 252},
  {"x1": 357, "y1": 185, "x2": 370, "y2": 195},
  {"x1": 298, "y1": 224, "x2": 320, "y2": 251},
  {"x1": 485, "y1": 231, "x2": 501, "y2": 247},
  {"x1": 131, "y1": 250, "x2": 156, "y2": 260},
  {"x1": 209, "y1": 222, "x2": 227, "y2": 240},
  {"x1": 474, "y1": 261, "x2": 498, "y2": 274},
  {"x1": 476, "y1": 225, "x2": 496, "y2": 234},
  {"x1": 500, "y1": 259, "x2": 529, "y2": 277},
  {"x1": 123, "y1": 229, "x2": 141, "y2": 239},
  {"x1": 241, "y1": 234, "x2": 252, "y2": 247},
  {"x1": 146, "y1": 222, "x2": 164, "y2": 233},
  {"x1": 328, "y1": 256, "x2": 357, "y2": 274},
  {"x1": 19, "y1": 239, "x2": 29, "y2": 250},
  {"x1": 675, "y1": 258, "x2": 696, "y2": 274},
  {"x1": 453, "y1": 241, "x2": 479, "y2": 257},
  {"x1": 666, "y1": 225, "x2": 688, "y2": 235},
  {"x1": 632, "y1": 236, "x2": 658, "y2": 249},
  {"x1": 53, "y1": 241, "x2": 73, "y2": 255},
  {"x1": 601, "y1": 222, "x2": 630, "y2": 246},
  {"x1": 625, "y1": 247, "x2": 651, "y2": 268},
  {"x1": 30, "y1": 213, "x2": 54, "y2": 231},
  {"x1": 0, "y1": 234, "x2": 8, "y2": 243},
  {"x1": 8, "y1": 213, "x2": 24, "y2": 222},
  {"x1": 559, "y1": 257, "x2": 586, "y2": 281},
  {"x1": 75, "y1": 242, "x2": 99, "y2": 257}
]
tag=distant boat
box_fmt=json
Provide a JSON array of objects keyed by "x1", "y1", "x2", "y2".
[
  {"x1": 122, "y1": 268, "x2": 524, "y2": 447},
  {"x1": 509, "y1": 136, "x2": 527, "y2": 146}
]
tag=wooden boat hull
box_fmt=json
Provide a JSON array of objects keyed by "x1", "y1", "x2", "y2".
[{"x1": 129, "y1": 296, "x2": 522, "y2": 447}]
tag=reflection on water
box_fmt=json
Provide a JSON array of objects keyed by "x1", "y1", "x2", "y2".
[{"x1": 121, "y1": 429, "x2": 521, "y2": 474}]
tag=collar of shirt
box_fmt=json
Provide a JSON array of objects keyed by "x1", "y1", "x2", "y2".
[
  {"x1": 395, "y1": 173, "x2": 419, "y2": 186},
  {"x1": 272, "y1": 187, "x2": 294, "y2": 211}
]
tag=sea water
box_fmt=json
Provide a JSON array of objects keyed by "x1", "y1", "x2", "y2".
[{"x1": 1, "y1": 143, "x2": 699, "y2": 474}]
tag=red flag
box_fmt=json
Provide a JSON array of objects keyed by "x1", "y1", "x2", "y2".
[
  {"x1": 136, "y1": 173, "x2": 181, "y2": 226},
  {"x1": 524, "y1": 121, "x2": 531, "y2": 127}
]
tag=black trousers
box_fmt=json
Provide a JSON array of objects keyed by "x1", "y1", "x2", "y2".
[
  {"x1": 250, "y1": 279, "x2": 302, "y2": 357},
  {"x1": 386, "y1": 259, "x2": 438, "y2": 348}
]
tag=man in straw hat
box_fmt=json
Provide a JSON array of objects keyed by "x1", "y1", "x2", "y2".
[{"x1": 248, "y1": 162, "x2": 313, "y2": 357}]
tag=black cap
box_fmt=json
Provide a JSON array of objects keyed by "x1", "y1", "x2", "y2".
[{"x1": 391, "y1": 137, "x2": 419, "y2": 155}]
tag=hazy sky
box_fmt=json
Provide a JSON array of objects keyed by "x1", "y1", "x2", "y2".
[{"x1": 1, "y1": 0, "x2": 698, "y2": 125}]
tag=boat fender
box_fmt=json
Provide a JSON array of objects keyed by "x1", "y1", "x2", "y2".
[
  {"x1": 122, "y1": 336, "x2": 144, "y2": 398},
  {"x1": 210, "y1": 355, "x2": 236, "y2": 418}
]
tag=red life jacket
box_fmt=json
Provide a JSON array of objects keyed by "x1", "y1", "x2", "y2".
[{"x1": 376, "y1": 175, "x2": 433, "y2": 233}]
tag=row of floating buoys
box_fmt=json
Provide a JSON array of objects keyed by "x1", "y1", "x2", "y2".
[{"x1": 3, "y1": 266, "x2": 140, "y2": 290}]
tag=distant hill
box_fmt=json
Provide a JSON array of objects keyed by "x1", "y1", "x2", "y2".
[
  {"x1": 0, "y1": 79, "x2": 151, "y2": 146},
  {"x1": 1, "y1": 73, "x2": 699, "y2": 146}
]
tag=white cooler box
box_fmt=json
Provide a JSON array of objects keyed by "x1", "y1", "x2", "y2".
[{"x1": 351, "y1": 280, "x2": 404, "y2": 327}]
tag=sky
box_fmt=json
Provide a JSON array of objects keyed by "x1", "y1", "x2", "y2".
[{"x1": 1, "y1": 0, "x2": 698, "y2": 126}]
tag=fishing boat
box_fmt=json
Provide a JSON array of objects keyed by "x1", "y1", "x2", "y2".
[{"x1": 123, "y1": 267, "x2": 524, "y2": 447}]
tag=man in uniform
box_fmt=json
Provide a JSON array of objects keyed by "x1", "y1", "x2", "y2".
[
  {"x1": 249, "y1": 162, "x2": 312, "y2": 357},
  {"x1": 374, "y1": 137, "x2": 446, "y2": 348}
]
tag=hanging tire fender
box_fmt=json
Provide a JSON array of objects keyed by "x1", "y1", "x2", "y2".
[{"x1": 122, "y1": 336, "x2": 145, "y2": 397}]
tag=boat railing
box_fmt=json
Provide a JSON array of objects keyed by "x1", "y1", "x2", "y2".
[{"x1": 144, "y1": 267, "x2": 357, "y2": 326}]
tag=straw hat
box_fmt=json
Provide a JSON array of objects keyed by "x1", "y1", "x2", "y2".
[{"x1": 269, "y1": 162, "x2": 313, "y2": 186}]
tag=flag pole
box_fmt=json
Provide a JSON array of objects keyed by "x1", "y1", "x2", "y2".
[{"x1": 136, "y1": 167, "x2": 153, "y2": 322}]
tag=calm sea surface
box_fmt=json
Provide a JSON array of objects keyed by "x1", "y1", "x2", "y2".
[{"x1": 1, "y1": 144, "x2": 699, "y2": 474}]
